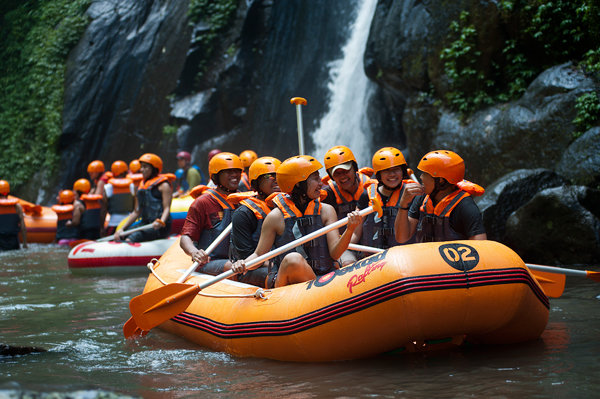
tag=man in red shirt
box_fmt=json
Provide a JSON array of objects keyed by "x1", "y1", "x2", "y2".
[{"x1": 180, "y1": 152, "x2": 242, "y2": 275}]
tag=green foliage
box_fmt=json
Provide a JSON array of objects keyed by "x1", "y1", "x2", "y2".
[
  {"x1": 573, "y1": 92, "x2": 600, "y2": 139},
  {"x1": 0, "y1": 0, "x2": 91, "y2": 189},
  {"x1": 188, "y1": 0, "x2": 238, "y2": 86},
  {"x1": 439, "y1": 0, "x2": 599, "y2": 117},
  {"x1": 162, "y1": 125, "x2": 178, "y2": 137}
]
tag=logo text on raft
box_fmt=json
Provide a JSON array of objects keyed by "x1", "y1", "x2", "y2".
[{"x1": 306, "y1": 250, "x2": 388, "y2": 291}]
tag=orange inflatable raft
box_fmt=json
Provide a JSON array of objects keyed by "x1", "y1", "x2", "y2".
[
  {"x1": 11, "y1": 196, "x2": 57, "y2": 243},
  {"x1": 141, "y1": 239, "x2": 549, "y2": 362}
]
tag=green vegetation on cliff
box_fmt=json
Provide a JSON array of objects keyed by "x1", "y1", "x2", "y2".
[
  {"x1": 188, "y1": 0, "x2": 238, "y2": 87},
  {"x1": 440, "y1": 0, "x2": 600, "y2": 119},
  {"x1": 0, "y1": 0, "x2": 90, "y2": 190}
]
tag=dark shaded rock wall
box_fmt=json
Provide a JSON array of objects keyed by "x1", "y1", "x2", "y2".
[{"x1": 59, "y1": 0, "x2": 192, "y2": 192}]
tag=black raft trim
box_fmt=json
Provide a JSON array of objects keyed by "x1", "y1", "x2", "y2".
[{"x1": 171, "y1": 267, "x2": 549, "y2": 339}]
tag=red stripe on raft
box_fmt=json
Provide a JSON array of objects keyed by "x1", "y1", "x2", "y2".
[
  {"x1": 68, "y1": 256, "x2": 155, "y2": 268},
  {"x1": 26, "y1": 227, "x2": 57, "y2": 233}
]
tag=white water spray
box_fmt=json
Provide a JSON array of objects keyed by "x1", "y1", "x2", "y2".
[{"x1": 311, "y1": 0, "x2": 377, "y2": 168}]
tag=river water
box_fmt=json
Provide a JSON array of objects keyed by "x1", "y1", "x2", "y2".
[{"x1": 1, "y1": 244, "x2": 599, "y2": 398}]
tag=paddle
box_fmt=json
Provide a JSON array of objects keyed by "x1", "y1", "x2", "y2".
[
  {"x1": 290, "y1": 97, "x2": 307, "y2": 155},
  {"x1": 123, "y1": 223, "x2": 233, "y2": 338},
  {"x1": 98, "y1": 220, "x2": 162, "y2": 242},
  {"x1": 347, "y1": 243, "x2": 572, "y2": 298},
  {"x1": 525, "y1": 263, "x2": 600, "y2": 282},
  {"x1": 127, "y1": 198, "x2": 383, "y2": 333}
]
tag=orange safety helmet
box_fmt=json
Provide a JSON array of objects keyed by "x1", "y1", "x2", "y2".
[
  {"x1": 372, "y1": 147, "x2": 407, "y2": 174},
  {"x1": 111, "y1": 160, "x2": 128, "y2": 176},
  {"x1": 208, "y1": 152, "x2": 243, "y2": 177},
  {"x1": 239, "y1": 150, "x2": 258, "y2": 168},
  {"x1": 0, "y1": 180, "x2": 10, "y2": 195},
  {"x1": 139, "y1": 153, "x2": 163, "y2": 173},
  {"x1": 129, "y1": 160, "x2": 141, "y2": 173},
  {"x1": 249, "y1": 156, "x2": 281, "y2": 183},
  {"x1": 276, "y1": 155, "x2": 322, "y2": 194},
  {"x1": 87, "y1": 160, "x2": 105, "y2": 173},
  {"x1": 59, "y1": 189, "x2": 75, "y2": 204},
  {"x1": 324, "y1": 145, "x2": 357, "y2": 172},
  {"x1": 73, "y1": 178, "x2": 91, "y2": 194},
  {"x1": 417, "y1": 150, "x2": 465, "y2": 184}
]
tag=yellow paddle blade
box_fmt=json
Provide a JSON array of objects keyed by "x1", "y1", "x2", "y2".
[
  {"x1": 531, "y1": 270, "x2": 566, "y2": 298},
  {"x1": 129, "y1": 283, "x2": 200, "y2": 331}
]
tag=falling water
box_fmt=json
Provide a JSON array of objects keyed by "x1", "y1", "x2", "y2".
[{"x1": 311, "y1": 0, "x2": 377, "y2": 168}]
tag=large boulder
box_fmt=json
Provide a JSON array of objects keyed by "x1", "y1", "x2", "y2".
[
  {"x1": 505, "y1": 186, "x2": 600, "y2": 265},
  {"x1": 476, "y1": 169, "x2": 566, "y2": 242},
  {"x1": 557, "y1": 127, "x2": 600, "y2": 187},
  {"x1": 431, "y1": 63, "x2": 596, "y2": 186}
]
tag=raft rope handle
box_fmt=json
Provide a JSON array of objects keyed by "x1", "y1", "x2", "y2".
[
  {"x1": 147, "y1": 258, "x2": 271, "y2": 300},
  {"x1": 147, "y1": 258, "x2": 168, "y2": 285}
]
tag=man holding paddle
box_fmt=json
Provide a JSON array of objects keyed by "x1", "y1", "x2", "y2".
[
  {"x1": 230, "y1": 155, "x2": 362, "y2": 288},
  {"x1": 180, "y1": 152, "x2": 242, "y2": 275}
]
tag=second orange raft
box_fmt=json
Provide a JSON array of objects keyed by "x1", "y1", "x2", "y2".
[{"x1": 141, "y1": 239, "x2": 549, "y2": 362}]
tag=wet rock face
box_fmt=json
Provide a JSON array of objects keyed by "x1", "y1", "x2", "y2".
[
  {"x1": 476, "y1": 169, "x2": 567, "y2": 243},
  {"x1": 58, "y1": 0, "x2": 192, "y2": 193},
  {"x1": 505, "y1": 186, "x2": 600, "y2": 265},
  {"x1": 557, "y1": 127, "x2": 600, "y2": 187},
  {"x1": 429, "y1": 63, "x2": 596, "y2": 186}
]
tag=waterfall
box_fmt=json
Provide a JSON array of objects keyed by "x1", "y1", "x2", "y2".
[{"x1": 311, "y1": 0, "x2": 377, "y2": 168}]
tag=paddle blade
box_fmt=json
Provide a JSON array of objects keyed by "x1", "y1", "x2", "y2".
[
  {"x1": 130, "y1": 283, "x2": 200, "y2": 331},
  {"x1": 531, "y1": 270, "x2": 566, "y2": 298},
  {"x1": 586, "y1": 270, "x2": 600, "y2": 282},
  {"x1": 123, "y1": 317, "x2": 148, "y2": 339}
]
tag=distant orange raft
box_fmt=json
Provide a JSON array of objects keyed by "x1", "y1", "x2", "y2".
[
  {"x1": 143, "y1": 239, "x2": 549, "y2": 362},
  {"x1": 11, "y1": 196, "x2": 57, "y2": 243}
]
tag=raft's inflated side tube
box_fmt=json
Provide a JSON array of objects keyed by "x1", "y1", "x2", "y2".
[
  {"x1": 143, "y1": 239, "x2": 549, "y2": 362},
  {"x1": 170, "y1": 196, "x2": 194, "y2": 234},
  {"x1": 13, "y1": 196, "x2": 57, "y2": 243},
  {"x1": 68, "y1": 236, "x2": 177, "y2": 274}
]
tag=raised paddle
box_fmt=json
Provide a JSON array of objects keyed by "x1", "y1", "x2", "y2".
[
  {"x1": 127, "y1": 198, "x2": 384, "y2": 333},
  {"x1": 123, "y1": 223, "x2": 234, "y2": 339},
  {"x1": 290, "y1": 97, "x2": 307, "y2": 155},
  {"x1": 347, "y1": 243, "x2": 569, "y2": 298}
]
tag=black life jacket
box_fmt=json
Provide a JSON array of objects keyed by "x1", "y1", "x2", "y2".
[
  {"x1": 52, "y1": 204, "x2": 79, "y2": 239},
  {"x1": 229, "y1": 197, "x2": 271, "y2": 261},
  {"x1": 416, "y1": 189, "x2": 471, "y2": 243},
  {"x1": 196, "y1": 189, "x2": 235, "y2": 259},
  {"x1": 137, "y1": 175, "x2": 171, "y2": 226},
  {"x1": 0, "y1": 198, "x2": 20, "y2": 235},
  {"x1": 106, "y1": 177, "x2": 135, "y2": 215},
  {"x1": 360, "y1": 184, "x2": 405, "y2": 250},
  {"x1": 272, "y1": 193, "x2": 335, "y2": 276}
]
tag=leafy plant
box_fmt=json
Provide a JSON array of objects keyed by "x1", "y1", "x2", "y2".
[
  {"x1": 438, "y1": 1, "x2": 599, "y2": 118},
  {"x1": 0, "y1": 0, "x2": 91, "y2": 189},
  {"x1": 573, "y1": 91, "x2": 600, "y2": 139},
  {"x1": 188, "y1": 0, "x2": 238, "y2": 86}
]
